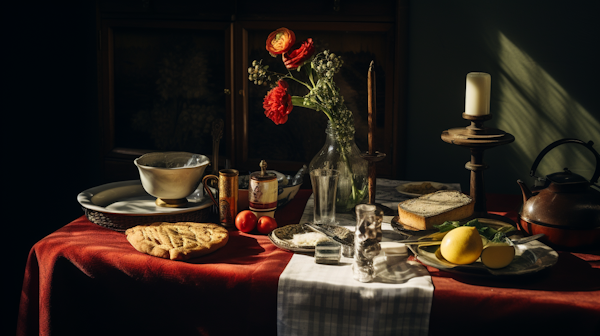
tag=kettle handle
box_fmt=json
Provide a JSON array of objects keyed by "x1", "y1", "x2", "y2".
[{"x1": 530, "y1": 138, "x2": 600, "y2": 184}]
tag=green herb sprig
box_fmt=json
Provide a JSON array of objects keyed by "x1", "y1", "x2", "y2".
[{"x1": 434, "y1": 218, "x2": 516, "y2": 243}]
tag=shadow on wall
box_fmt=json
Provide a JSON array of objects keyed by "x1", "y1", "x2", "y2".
[
  {"x1": 404, "y1": 1, "x2": 598, "y2": 195},
  {"x1": 489, "y1": 32, "x2": 599, "y2": 187}
]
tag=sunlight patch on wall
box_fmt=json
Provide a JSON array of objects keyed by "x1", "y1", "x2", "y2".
[{"x1": 494, "y1": 32, "x2": 598, "y2": 182}]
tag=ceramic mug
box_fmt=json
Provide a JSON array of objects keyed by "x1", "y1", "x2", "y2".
[{"x1": 202, "y1": 169, "x2": 239, "y2": 227}]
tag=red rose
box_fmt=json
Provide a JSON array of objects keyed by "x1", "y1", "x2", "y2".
[
  {"x1": 266, "y1": 28, "x2": 295, "y2": 56},
  {"x1": 263, "y1": 80, "x2": 293, "y2": 125},
  {"x1": 283, "y1": 38, "x2": 315, "y2": 70}
]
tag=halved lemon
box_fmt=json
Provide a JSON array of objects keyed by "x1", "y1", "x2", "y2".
[{"x1": 481, "y1": 243, "x2": 515, "y2": 269}]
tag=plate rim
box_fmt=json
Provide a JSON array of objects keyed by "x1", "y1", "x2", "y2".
[
  {"x1": 412, "y1": 239, "x2": 559, "y2": 276},
  {"x1": 395, "y1": 181, "x2": 457, "y2": 197},
  {"x1": 390, "y1": 216, "x2": 437, "y2": 235},
  {"x1": 77, "y1": 180, "x2": 212, "y2": 216},
  {"x1": 391, "y1": 215, "x2": 515, "y2": 235},
  {"x1": 268, "y1": 232, "x2": 315, "y2": 253},
  {"x1": 269, "y1": 223, "x2": 351, "y2": 253}
]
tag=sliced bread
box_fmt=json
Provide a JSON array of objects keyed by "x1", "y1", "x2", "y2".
[{"x1": 398, "y1": 190, "x2": 474, "y2": 230}]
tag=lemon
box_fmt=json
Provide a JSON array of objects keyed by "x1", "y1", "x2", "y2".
[
  {"x1": 481, "y1": 243, "x2": 515, "y2": 269},
  {"x1": 439, "y1": 226, "x2": 483, "y2": 264}
]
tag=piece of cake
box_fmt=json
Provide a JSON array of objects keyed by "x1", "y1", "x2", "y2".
[
  {"x1": 125, "y1": 222, "x2": 229, "y2": 261},
  {"x1": 398, "y1": 190, "x2": 474, "y2": 230}
]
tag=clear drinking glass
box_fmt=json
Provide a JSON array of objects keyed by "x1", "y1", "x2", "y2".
[{"x1": 310, "y1": 169, "x2": 340, "y2": 225}]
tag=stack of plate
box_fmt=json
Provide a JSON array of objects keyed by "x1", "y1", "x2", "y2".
[{"x1": 78, "y1": 180, "x2": 215, "y2": 231}]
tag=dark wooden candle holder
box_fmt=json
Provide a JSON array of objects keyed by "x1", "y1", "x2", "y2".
[
  {"x1": 441, "y1": 113, "x2": 515, "y2": 223},
  {"x1": 360, "y1": 150, "x2": 387, "y2": 204}
]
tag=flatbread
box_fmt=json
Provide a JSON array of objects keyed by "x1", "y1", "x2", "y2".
[{"x1": 125, "y1": 222, "x2": 229, "y2": 261}]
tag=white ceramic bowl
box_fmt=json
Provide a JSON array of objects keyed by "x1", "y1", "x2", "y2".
[
  {"x1": 277, "y1": 182, "x2": 302, "y2": 208},
  {"x1": 238, "y1": 173, "x2": 302, "y2": 208},
  {"x1": 134, "y1": 152, "x2": 210, "y2": 201}
]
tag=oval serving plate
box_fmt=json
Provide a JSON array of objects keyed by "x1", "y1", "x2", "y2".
[
  {"x1": 390, "y1": 216, "x2": 438, "y2": 237},
  {"x1": 391, "y1": 216, "x2": 516, "y2": 237},
  {"x1": 395, "y1": 181, "x2": 458, "y2": 197},
  {"x1": 412, "y1": 239, "x2": 558, "y2": 276},
  {"x1": 269, "y1": 224, "x2": 352, "y2": 253},
  {"x1": 78, "y1": 180, "x2": 212, "y2": 215}
]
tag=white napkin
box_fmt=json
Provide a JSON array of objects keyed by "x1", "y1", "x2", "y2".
[
  {"x1": 277, "y1": 253, "x2": 433, "y2": 336},
  {"x1": 277, "y1": 179, "x2": 442, "y2": 336}
]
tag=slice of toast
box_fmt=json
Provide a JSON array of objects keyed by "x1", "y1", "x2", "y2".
[{"x1": 398, "y1": 190, "x2": 474, "y2": 230}]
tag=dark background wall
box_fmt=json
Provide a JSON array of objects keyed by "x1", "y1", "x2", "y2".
[
  {"x1": 404, "y1": 0, "x2": 599, "y2": 195},
  {"x1": 7, "y1": 1, "x2": 599, "y2": 334},
  {"x1": 7, "y1": 2, "x2": 100, "y2": 334}
]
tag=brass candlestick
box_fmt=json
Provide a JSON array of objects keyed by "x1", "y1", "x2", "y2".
[{"x1": 441, "y1": 113, "x2": 515, "y2": 223}]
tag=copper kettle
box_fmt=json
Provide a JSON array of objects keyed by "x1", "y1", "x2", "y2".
[{"x1": 517, "y1": 138, "x2": 600, "y2": 249}]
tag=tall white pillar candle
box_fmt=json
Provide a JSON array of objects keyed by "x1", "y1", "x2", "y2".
[{"x1": 464, "y1": 72, "x2": 491, "y2": 116}]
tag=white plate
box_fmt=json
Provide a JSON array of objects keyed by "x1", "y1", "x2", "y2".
[
  {"x1": 411, "y1": 239, "x2": 558, "y2": 276},
  {"x1": 268, "y1": 224, "x2": 352, "y2": 253},
  {"x1": 395, "y1": 181, "x2": 458, "y2": 197},
  {"x1": 268, "y1": 233, "x2": 315, "y2": 253},
  {"x1": 77, "y1": 180, "x2": 212, "y2": 215}
]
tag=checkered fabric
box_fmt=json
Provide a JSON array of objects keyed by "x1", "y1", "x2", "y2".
[{"x1": 277, "y1": 179, "x2": 458, "y2": 336}]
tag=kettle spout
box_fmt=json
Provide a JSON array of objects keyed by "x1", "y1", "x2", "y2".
[{"x1": 517, "y1": 179, "x2": 533, "y2": 203}]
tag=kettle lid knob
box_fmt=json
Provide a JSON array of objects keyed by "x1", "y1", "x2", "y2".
[{"x1": 546, "y1": 168, "x2": 588, "y2": 185}]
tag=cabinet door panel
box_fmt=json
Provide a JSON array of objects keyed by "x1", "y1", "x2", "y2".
[{"x1": 99, "y1": 20, "x2": 231, "y2": 181}]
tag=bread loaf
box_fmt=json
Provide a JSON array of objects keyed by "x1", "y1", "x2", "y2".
[{"x1": 398, "y1": 190, "x2": 474, "y2": 230}]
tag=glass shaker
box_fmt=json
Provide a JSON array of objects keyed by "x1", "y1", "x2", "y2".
[{"x1": 352, "y1": 204, "x2": 383, "y2": 282}]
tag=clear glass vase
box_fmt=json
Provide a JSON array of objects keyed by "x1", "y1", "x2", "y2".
[{"x1": 309, "y1": 121, "x2": 368, "y2": 212}]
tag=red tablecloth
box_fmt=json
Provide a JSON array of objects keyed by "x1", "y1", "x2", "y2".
[
  {"x1": 17, "y1": 191, "x2": 600, "y2": 336},
  {"x1": 16, "y1": 190, "x2": 306, "y2": 336},
  {"x1": 426, "y1": 194, "x2": 600, "y2": 335}
]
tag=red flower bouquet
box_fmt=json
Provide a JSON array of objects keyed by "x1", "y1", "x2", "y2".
[
  {"x1": 248, "y1": 28, "x2": 349, "y2": 136},
  {"x1": 248, "y1": 28, "x2": 368, "y2": 211},
  {"x1": 248, "y1": 27, "x2": 368, "y2": 210}
]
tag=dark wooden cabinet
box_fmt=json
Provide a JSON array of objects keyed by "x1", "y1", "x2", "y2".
[
  {"x1": 97, "y1": 0, "x2": 408, "y2": 182},
  {"x1": 98, "y1": 18, "x2": 232, "y2": 181}
]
